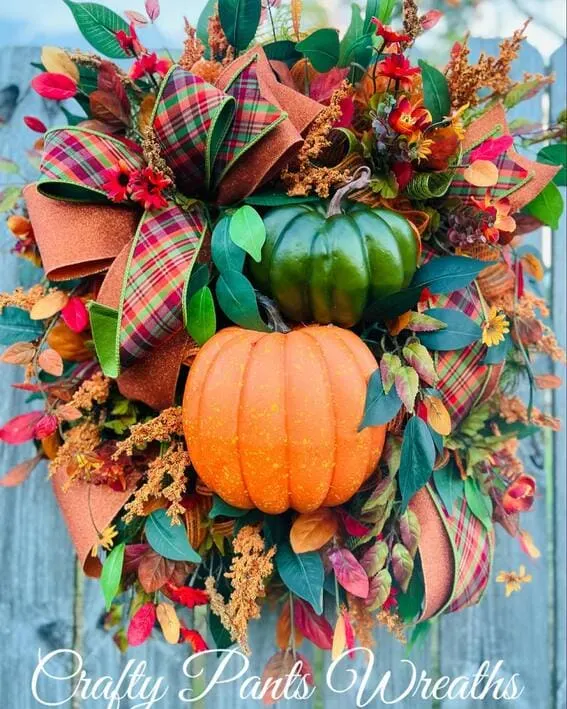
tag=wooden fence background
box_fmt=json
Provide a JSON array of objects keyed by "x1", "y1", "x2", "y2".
[{"x1": 0, "y1": 40, "x2": 565, "y2": 709}]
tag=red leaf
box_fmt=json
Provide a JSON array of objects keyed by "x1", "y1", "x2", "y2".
[
  {"x1": 164, "y1": 582, "x2": 209, "y2": 608},
  {"x1": 0, "y1": 455, "x2": 41, "y2": 487},
  {"x1": 470, "y1": 135, "x2": 513, "y2": 163},
  {"x1": 31, "y1": 73, "x2": 77, "y2": 100},
  {"x1": 127, "y1": 602, "x2": 156, "y2": 646},
  {"x1": 0, "y1": 411, "x2": 43, "y2": 444},
  {"x1": 293, "y1": 599, "x2": 333, "y2": 650},
  {"x1": 123, "y1": 543, "x2": 151, "y2": 574},
  {"x1": 61, "y1": 297, "x2": 89, "y2": 333},
  {"x1": 97, "y1": 62, "x2": 130, "y2": 119},
  {"x1": 24, "y1": 115, "x2": 47, "y2": 133},
  {"x1": 33, "y1": 414, "x2": 59, "y2": 440},
  {"x1": 516, "y1": 260, "x2": 525, "y2": 298},
  {"x1": 420, "y1": 10, "x2": 443, "y2": 30},
  {"x1": 335, "y1": 96, "x2": 354, "y2": 128},
  {"x1": 337, "y1": 509, "x2": 370, "y2": 537},
  {"x1": 342, "y1": 610, "x2": 356, "y2": 657},
  {"x1": 309, "y1": 67, "x2": 349, "y2": 103},
  {"x1": 145, "y1": 0, "x2": 160, "y2": 21},
  {"x1": 180, "y1": 627, "x2": 208, "y2": 652},
  {"x1": 328, "y1": 548, "x2": 369, "y2": 599}
]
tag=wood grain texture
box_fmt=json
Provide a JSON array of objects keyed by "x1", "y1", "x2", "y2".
[{"x1": 0, "y1": 41, "x2": 564, "y2": 709}]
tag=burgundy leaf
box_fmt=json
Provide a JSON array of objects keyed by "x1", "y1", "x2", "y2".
[
  {"x1": 293, "y1": 599, "x2": 333, "y2": 650},
  {"x1": 328, "y1": 548, "x2": 370, "y2": 599},
  {"x1": 24, "y1": 115, "x2": 47, "y2": 133},
  {"x1": 337, "y1": 509, "x2": 371, "y2": 537}
]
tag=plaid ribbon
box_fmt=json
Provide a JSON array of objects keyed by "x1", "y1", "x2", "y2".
[{"x1": 36, "y1": 54, "x2": 286, "y2": 375}]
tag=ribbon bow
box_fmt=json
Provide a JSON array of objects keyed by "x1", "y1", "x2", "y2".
[{"x1": 25, "y1": 48, "x2": 322, "y2": 408}]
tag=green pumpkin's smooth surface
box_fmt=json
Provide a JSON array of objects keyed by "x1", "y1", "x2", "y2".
[{"x1": 249, "y1": 201, "x2": 418, "y2": 327}]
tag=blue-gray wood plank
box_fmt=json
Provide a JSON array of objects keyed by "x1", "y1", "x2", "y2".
[{"x1": 0, "y1": 40, "x2": 564, "y2": 708}]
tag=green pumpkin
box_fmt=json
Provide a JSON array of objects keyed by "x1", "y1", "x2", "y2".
[{"x1": 249, "y1": 200, "x2": 419, "y2": 327}]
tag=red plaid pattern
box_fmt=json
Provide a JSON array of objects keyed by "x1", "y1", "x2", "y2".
[{"x1": 119, "y1": 203, "x2": 208, "y2": 367}]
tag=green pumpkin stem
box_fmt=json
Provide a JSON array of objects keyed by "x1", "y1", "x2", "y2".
[{"x1": 326, "y1": 166, "x2": 372, "y2": 218}]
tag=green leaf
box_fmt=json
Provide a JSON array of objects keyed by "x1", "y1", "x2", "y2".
[
  {"x1": 244, "y1": 192, "x2": 321, "y2": 207},
  {"x1": 216, "y1": 270, "x2": 270, "y2": 332},
  {"x1": 377, "y1": 0, "x2": 396, "y2": 24},
  {"x1": 100, "y1": 542, "x2": 125, "y2": 611},
  {"x1": 186, "y1": 263, "x2": 210, "y2": 301},
  {"x1": 0, "y1": 158, "x2": 19, "y2": 174},
  {"x1": 408, "y1": 621, "x2": 431, "y2": 652},
  {"x1": 338, "y1": 4, "x2": 364, "y2": 67},
  {"x1": 523, "y1": 181, "x2": 564, "y2": 230},
  {"x1": 209, "y1": 609, "x2": 234, "y2": 653},
  {"x1": 186, "y1": 286, "x2": 216, "y2": 346},
  {"x1": 380, "y1": 352, "x2": 402, "y2": 393},
  {"x1": 296, "y1": 29, "x2": 340, "y2": 73},
  {"x1": 364, "y1": 285, "x2": 423, "y2": 321},
  {"x1": 537, "y1": 143, "x2": 566, "y2": 186},
  {"x1": 212, "y1": 216, "x2": 246, "y2": 275},
  {"x1": 433, "y1": 463, "x2": 464, "y2": 513},
  {"x1": 62, "y1": 1, "x2": 130, "y2": 58},
  {"x1": 0, "y1": 186, "x2": 22, "y2": 213},
  {"x1": 218, "y1": 0, "x2": 262, "y2": 51},
  {"x1": 392, "y1": 542, "x2": 414, "y2": 593},
  {"x1": 412, "y1": 256, "x2": 495, "y2": 295},
  {"x1": 359, "y1": 369, "x2": 403, "y2": 430},
  {"x1": 229, "y1": 205, "x2": 266, "y2": 263},
  {"x1": 209, "y1": 495, "x2": 249, "y2": 519},
  {"x1": 262, "y1": 40, "x2": 301, "y2": 67},
  {"x1": 418, "y1": 60, "x2": 450, "y2": 123},
  {"x1": 275, "y1": 542, "x2": 324, "y2": 615},
  {"x1": 395, "y1": 365, "x2": 419, "y2": 413},
  {"x1": 418, "y1": 308, "x2": 482, "y2": 351},
  {"x1": 0, "y1": 307, "x2": 44, "y2": 346},
  {"x1": 464, "y1": 477, "x2": 493, "y2": 530},
  {"x1": 399, "y1": 416, "x2": 436, "y2": 511},
  {"x1": 397, "y1": 557, "x2": 425, "y2": 623},
  {"x1": 145, "y1": 509, "x2": 201, "y2": 563},
  {"x1": 483, "y1": 332, "x2": 512, "y2": 364}
]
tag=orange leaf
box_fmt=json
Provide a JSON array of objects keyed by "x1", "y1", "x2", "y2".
[
  {"x1": 138, "y1": 94, "x2": 156, "y2": 134},
  {"x1": 41, "y1": 46, "x2": 79, "y2": 82},
  {"x1": 535, "y1": 373, "x2": 562, "y2": 390},
  {"x1": 275, "y1": 601, "x2": 303, "y2": 651},
  {"x1": 56, "y1": 404, "x2": 83, "y2": 422},
  {"x1": 0, "y1": 455, "x2": 41, "y2": 487},
  {"x1": 0, "y1": 341, "x2": 36, "y2": 365},
  {"x1": 156, "y1": 602, "x2": 180, "y2": 644},
  {"x1": 331, "y1": 614, "x2": 346, "y2": 660},
  {"x1": 6, "y1": 215, "x2": 32, "y2": 239},
  {"x1": 261, "y1": 651, "x2": 296, "y2": 705},
  {"x1": 30, "y1": 290, "x2": 69, "y2": 320},
  {"x1": 386, "y1": 310, "x2": 412, "y2": 336},
  {"x1": 290, "y1": 508, "x2": 338, "y2": 553},
  {"x1": 521, "y1": 252, "x2": 544, "y2": 281},
  {"x1": 423, "y1": 395, "x2": 452, "y2": 436},
  {"x1": 38, "y1": 348, "x2": 64, "y2": 376},
  {"x1": 463, "y1": 159, "x2": 499, "y2": 187}
]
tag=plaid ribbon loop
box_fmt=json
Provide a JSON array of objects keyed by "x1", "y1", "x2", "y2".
[{"x1": 32, "y1": 49, "x2": 303, "y2": 378}]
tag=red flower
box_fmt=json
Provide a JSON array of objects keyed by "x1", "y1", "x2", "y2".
[
  {"x1": 102, "y1": 160, "x2": 132, "y2": 203},
  {"x1": 377, "y1": 54, "x2": 420, "y2": 91},
  {"x1": 392, "y1": 161, "x2": 414, "y2": 190},
  {"x1": 502, "y1": 475, "x2": 536, "y2": 513},
  {"x1": 130, "y1": 52, "x2": 170, "y2": 80},
  {"x1": 128, "y1": 167, "x2": 171, "y2": 210},
  {"x1": 33, "y1": 414, "x2": 59, "y2": 440},
  {"x1": 115, "y1": 23, "x2": 142, "y2": 55},
  {"x1": 371, "y1": 18, "x2": 411, "y2": 45},
  {"x1": 164, "y1": 582, "x2": 209, "y2": 609},
  {"x1": 180, "y1": 627, "x2": 208, "y2": 653},
  {"x1": 388, "y1": 96, "x2": 432, "y2": 142},
  {"x1": 383, "y1": 586, "x2": 399, "y2": 611}
]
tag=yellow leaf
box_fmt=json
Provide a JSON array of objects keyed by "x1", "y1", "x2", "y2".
[
  {"x1": 521, "y1": 252, "x2": 544, "y2": 281},
  {"x1": 291, "y1": 0, "x2": 302, "y2": 40},
  {"x1": 290, "y1": 508, "x2": 338, "y2": 553},
  {"x1": 156, "y1": 602, "x2": 180, "y2": 644},
  {"x1": 463, "y1": 159, "x2": 499, "y2": 187},
  {"x1": 0, "y1": 341, "x2": 36, "y2": 365},
  {"x1": 30, "y1": 290, "x2": 69, "y2": 320},
  {"x1": 386, "y1": 310, "x2": 412, "y2": 336},
  {"x1": 38, "y1": 348, "x2": 64, "y2": 376},
  {"x1": 332, "y1": 614, "x2": 346, "y2": 661},
  {"x1": 41, "y1": 46, "x2": 79, "y2": 82},
  {"x1": 138, "y1": 94, "x2": 157, "y2": 134},
  {"x1": 423, "y1": 395, "x2": 452, "y2": 436}
]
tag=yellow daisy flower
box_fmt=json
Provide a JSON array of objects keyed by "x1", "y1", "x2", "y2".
[
  {"x1": 496, "y1": 565, "x2": 532, "y2": 597},
  {"x1": 91, "y1": 524, "x2": 119, "y2": 557},
  {"x1": 415, "y1": 137, "x2": 434, "y2": 160},
  {"x1": 483, "y1": 307, "x2": 510, "y2": 347}
]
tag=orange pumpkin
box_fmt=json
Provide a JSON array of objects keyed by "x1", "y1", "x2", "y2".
[{"x1": 182, "y1": 325, "x2": 386, "y2": 514}]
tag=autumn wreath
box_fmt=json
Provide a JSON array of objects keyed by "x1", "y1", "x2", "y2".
[{"x1": 0, "y1": 0, "x2": 565, "y2": 688}]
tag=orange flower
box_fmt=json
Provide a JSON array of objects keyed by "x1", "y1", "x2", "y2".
[
  {"x1": 377, "y1": 55, "x2": 421, "y2": 91},
  {"x1": 502, "y1": 474, "x2": 536, "y2": 513},
  {"x1": 472, "y1": 190, "x2": 517, "y2": 234},
  {"x1": 388, "y1": 96, "x2": 431, "y2": 142},
  {"x1": 496, "y1": 565, "x2": 532, "y2": 597},
  {"x1": 371, "y1": 18, "x2": 411, "y2": 45}
]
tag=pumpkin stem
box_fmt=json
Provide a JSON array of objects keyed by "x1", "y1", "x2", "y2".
[
  {"x1": 326, "y1": 166, "x2": 372, "y2": 218},
  {"x1": 257, "y1": 294, "x2": 292, "y2": 334}
]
